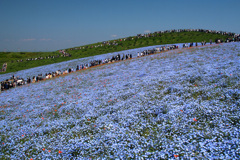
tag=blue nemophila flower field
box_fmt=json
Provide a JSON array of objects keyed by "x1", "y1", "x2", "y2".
[{"x1": 0, "y1": 43, "x2": 240, "y2": 159}]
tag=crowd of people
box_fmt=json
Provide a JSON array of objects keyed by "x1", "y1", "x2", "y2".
[
  {"x1": 6, "y1": 29, "x2": 239, "y2": 66},
  {"x1": 1, "y1": 27, "x2": 240, "y2": 92},
  {"x1": 1, "y1": 38, "x2": 238, "y2": 92},
  {"x1": 0, "y1": 43, "x2": 182, "y2": 92},
  {"x1": 12, "y1": 52, "x2": 72, "y2": 64},
  {"x1": 26, "y1": 55, "x2": 59, "y2": 62}
]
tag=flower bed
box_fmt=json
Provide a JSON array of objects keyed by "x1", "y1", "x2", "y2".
[{"x1": 0, "y1": 42, "x2": 239, "y2": 159}]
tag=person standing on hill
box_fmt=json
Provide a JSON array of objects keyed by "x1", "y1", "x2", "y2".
[
  {"x1": 4, "y1": 82, "x2": 9, "y2": 90},
  {"x1": 27, "y1": 77, "x2": 31, "y2": 83},
  {"x1": 32, "y1": 76, "x2": 36, "y2": 83}
]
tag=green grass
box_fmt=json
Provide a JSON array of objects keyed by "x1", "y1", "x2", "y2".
[{"x1": 0, "y1": 31, "x2": 231, "y2": 74}]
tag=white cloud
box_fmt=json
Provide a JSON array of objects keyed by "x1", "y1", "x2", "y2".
[
  {"x1": 144, "y1": 30, "x2": 151, "y2": 33},
  {"x1": 40, "y1": 38, "x2": 51, "y2": 41},
  {"x1": 111, "y1": 34, "x2": 117, "y2": 38},
  {"x1": 21, "y1": 38, "x2": 36, "y2": 41}
]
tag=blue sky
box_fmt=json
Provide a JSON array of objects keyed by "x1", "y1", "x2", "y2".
[{"x1": 0, "y1": 0, "x2": 239, "y2": 52}]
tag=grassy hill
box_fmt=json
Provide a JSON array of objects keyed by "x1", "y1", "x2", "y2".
[{"x1": 0, "y1": 31, "x2": 232, "y2": 74}]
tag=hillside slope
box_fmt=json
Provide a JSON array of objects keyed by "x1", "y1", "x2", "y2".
[
  {"x1": 0, "y1": 30, "x2": 232, "y2": 74},
  {"x1": 0, "y1": 42, "x2": 240, "y2": 159}
]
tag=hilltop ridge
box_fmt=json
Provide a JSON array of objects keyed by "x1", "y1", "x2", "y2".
[{"x1": 0, "y1": 29, "x2": 238, "y2": 74}]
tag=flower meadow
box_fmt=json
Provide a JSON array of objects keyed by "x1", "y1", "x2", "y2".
[{"x1": 0, "y1": 42, "x2": 240, "y2": 159}]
